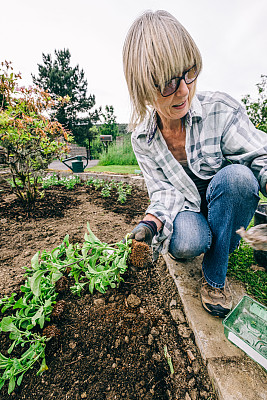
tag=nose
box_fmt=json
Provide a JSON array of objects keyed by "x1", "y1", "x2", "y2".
[{"x1": 175, "y1": 78, "x2": 189, "y2": 97}]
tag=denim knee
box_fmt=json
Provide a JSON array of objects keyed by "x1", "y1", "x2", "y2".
[
  {"x1": 207, "y1": 164, "x2": 259, "y2": 200},
  {"x1": 169, "y1": 212, "x2": 212, "y2": 259},
  {"x1": 169, "y1": 240, "x2": 210, "y2": 259}
]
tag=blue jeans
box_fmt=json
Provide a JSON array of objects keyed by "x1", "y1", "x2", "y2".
[{"x1": 169, "y1": 165, "x2": 260, "y2": 288}]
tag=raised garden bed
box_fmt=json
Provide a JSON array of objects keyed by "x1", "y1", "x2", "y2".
[{"x1": 0, "y1": 182, "x2": 217, "y2": 399}]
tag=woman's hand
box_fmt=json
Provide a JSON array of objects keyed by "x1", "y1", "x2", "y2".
[
  {"x1": 129, "y1": 222, "x2": 156, "y2": 245},
  {"x1": 128, "y1": 215, "x2": 162, "y2": 246},
  {"x1": 129, "y1": 216, "x2": 161, "y2": 245}
]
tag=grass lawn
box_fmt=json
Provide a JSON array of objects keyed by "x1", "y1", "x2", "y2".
[
  {"x1": 84, "y1": 165, "x2": 140, "y2": 174},
  {"x1": 228, "y1": 241, "x2": 267, "y2": 306},
  {"x1": 228, "y1": 192, "x2": 267, "y2": 306}
]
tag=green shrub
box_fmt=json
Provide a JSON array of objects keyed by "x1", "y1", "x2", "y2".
[
  {"x1": 98, "y1": 137, "x2": 138, "y2": 166},
  {"x1": 0, "y1": 62, "x2": 71, "y2": 210},
  {"x1": 241, "y1": 74, "x2": 267, "y2": 133}
]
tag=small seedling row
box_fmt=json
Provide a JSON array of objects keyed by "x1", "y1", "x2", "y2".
[
  {"x1": 42, "y1": 174, "x2": 132, "y2": 204},
  {"x1": 0, "y1": 224, "x2": 132, "y2": 394}
]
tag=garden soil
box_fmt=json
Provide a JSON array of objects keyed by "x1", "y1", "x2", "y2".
[{"x1": 0, "y1": 182, "x2": 217, "y2": 400}]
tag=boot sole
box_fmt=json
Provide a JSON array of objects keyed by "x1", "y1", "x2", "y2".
[{"x1": 201, "y1": 301, "x2": 231, "y2": 318}]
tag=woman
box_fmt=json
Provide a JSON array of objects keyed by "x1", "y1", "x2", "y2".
[{"x1": 122, "y1": 10, "x2": 267, "y2": 317}]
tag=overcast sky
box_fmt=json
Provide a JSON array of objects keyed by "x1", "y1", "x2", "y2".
[{"x1": 1, "y1": 0, "x2": 267, "y2": 123}]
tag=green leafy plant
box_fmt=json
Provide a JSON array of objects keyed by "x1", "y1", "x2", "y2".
[
  {"x1": 85, "y1": 177, "x2": 95, "y2": 186},
  {"x1": 0, "y1": 61, "x2": 72, "y2": 210},
  {"x1": 48, "y1": 223, "x2": 132, "y2": 296},
  {"x1": 41, "y1": 174, "x2": 133, "y2": 204},
  {"x1": 0, "y1": 247, "x2": 62, "y2": 393},
  {"x1": 41, "y1": 173, "x2": 61, "y2": 188},
  {"x1": 125, "y1": 184, "x2": 132, "y2": 195},
  {"x1": 0, "y1": 224, "x2": 132, "y2": 394},
  {"x1": 164, "y1": 345, "x2": 174, "y2": 375},
  {"x1": 101, "y1": 183, "x2": 111, "y2": 198},
  {"x1": 98, "y1": 135, "x2": 138, "y2": 166},
  {"x1": 84, "y1": 177, "x2": 133, "y2": 204},
  {"x1": 228, "y1": 240, "x2": 267, "y2": 305},
  {"x1": 241, "y1": 74, "x2": 267, "y2": 133},
  {"x1": 116, "y1": 181, "x2": 127, "y2": 204},
  {"x1": 0, "y1": 334, "x2": 47, "y2": 394},
  {"x1": 92, "y1": 178, "x2": 104, "y2": 190},
  {"x1": 41, "y1": 173, "x2": 80, "y2": 190},
  {"x1": 59, "y1": 175, "x2": 80, "y2": 190}
]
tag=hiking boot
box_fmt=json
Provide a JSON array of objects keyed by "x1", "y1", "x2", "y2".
[
  {"x1": 200, "y1": 276, "x2": 233, "y2": 318},
  {"x1": 168, "y1": 253, "x2": 194, "y2": 262}
]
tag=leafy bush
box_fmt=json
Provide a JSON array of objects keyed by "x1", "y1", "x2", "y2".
[
  {"x1": 98, "y1": 136, "x2": 138, "y2": 166},
  {"x1": 0, "y1": 61, "x2": 72, "y2": 210},
  {"x1": 242, "y1": 74, "x2": 267, "y2": 133},
  {"x1": 99, "y1": 105, "x2": 118, "y2": 139}
]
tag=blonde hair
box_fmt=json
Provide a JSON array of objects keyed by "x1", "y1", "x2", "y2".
[{"x1": 123, "y1": 10, "x2": 202, "y2": 130}]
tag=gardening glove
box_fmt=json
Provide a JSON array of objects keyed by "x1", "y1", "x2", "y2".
[{"x1": 129, "y1": 220, "x2": 157, "y2": 246}]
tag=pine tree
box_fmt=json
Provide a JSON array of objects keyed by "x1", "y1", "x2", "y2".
[{"x1": 32, "y1": 49, "x2": 99, "y2": 145}]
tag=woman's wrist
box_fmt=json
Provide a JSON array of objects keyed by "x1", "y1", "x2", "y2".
[
  {"x1": 139, "y1": 220, "x2": 158, "y2": 237},
  {"x1": 143, "y1": 214, "x2": 163, "y2": 232}
]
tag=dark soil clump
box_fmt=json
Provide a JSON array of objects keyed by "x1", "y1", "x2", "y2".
[{"x1": 130, "y1": 239, "x2": 153, "y2": 269}]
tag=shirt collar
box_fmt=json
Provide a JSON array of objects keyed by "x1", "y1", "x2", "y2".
[{"x1": 145, "y1": 94, "x2": 203, "y2": 144}]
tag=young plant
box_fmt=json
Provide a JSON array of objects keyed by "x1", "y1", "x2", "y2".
[
  {"x1": 0, "y1": 225, "x2": 133, "y2": 394},
  {"x1": 93, "y1": 178, "x2": 104, "y2": 190},
  {"x1": 85, "y1": 177, "x2": 95, "y2": 186},
  {"x1": 84, "y1": 177, "x2": 132, "y2": 203},
  {"x1": 0, "y1": 334, "x2": 47, "y2": 395},
  {"x1": 68, "y1": 223, "x2": 132, "y2": 295},
  {"x1": 101, "y1": 183, "x2": 111, "y2": 198},
  {"x1": 60, "y1": 175, "x2": 80, "y2": 190},
  {"x1": 125, "y1": 184, "x2": 132, "y2": 195},
  {"x1": 42, "y1": 173, "x2": 61, "y2": 189},
  {"x1": 164, "y1": 345, "x2": 174, "y2": 375},
  {"x1": 116, "y1": 182, "x2": 127, "y2": 204}
]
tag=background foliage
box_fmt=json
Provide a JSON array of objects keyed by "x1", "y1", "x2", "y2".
[
  {"x1": 242, "y1": 74, "x2": 267, "y2": 133},
  {"x1": 0, "y1": 61, "x2": 71, "y2": 208},
  {"x1": 32, "y1": 49, "x2": 99, "y2": 146}
]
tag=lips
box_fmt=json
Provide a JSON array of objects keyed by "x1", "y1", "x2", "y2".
[{"x1": 172, "y1": 99, "x2": 187, "y2": 109}]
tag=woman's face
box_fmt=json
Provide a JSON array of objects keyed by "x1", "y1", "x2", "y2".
[{"x1": 153, "y1": 79, "x2": 196, "y2": 125}]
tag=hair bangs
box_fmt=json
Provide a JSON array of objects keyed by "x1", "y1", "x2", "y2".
[
  {"x1": 123, "y1": 10, "x2": 202, "y2": 130},
  {"x1": 155, "y1": 24, "x2": 201, "y2": 92}
]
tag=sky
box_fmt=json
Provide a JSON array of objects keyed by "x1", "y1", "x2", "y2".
[{"x1": 1, "y1": 0, "x2": 267, "y2": 123}]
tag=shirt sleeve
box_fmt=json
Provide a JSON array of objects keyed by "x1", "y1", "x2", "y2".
[
  {"x1": 221, "y1": 104, "x2": 267, "y2": 196},
  {"x1": 131, "y1": 134, "x2": 186, "y2": 258}
]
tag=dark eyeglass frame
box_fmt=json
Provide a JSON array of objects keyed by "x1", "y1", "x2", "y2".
[{"x1": 159, "y1": 65, "x2": 198, "y2": 97}]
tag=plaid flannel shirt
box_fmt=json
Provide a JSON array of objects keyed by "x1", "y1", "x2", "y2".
[{"x1": 131, "y1": 91, "x2": 267, "y2": 258}]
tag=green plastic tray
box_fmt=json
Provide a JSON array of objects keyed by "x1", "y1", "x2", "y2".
[{"x1": 223, "y1": 295, "x2": 267, "y2": 370}]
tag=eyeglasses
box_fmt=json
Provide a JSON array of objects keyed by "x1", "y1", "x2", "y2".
[{"x1": 159, "y1": 65, "x2": 198, "y2": 97}]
